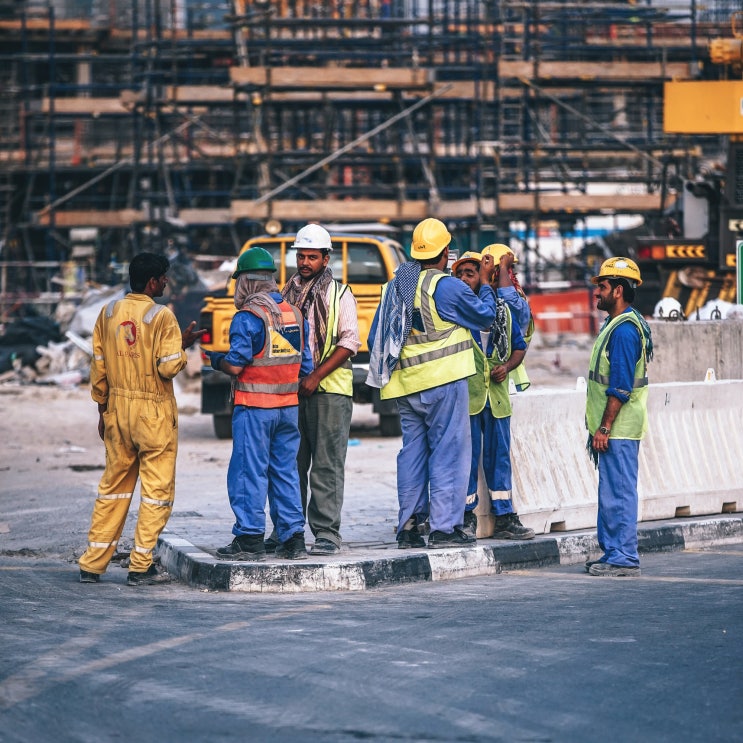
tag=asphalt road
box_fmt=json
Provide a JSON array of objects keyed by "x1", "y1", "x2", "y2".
[{"x1": 1, "y1": 546, "x2": 741, "y2": 743}]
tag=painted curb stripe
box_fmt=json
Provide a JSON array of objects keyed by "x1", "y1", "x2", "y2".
[{"x1": 156, "y1": 516, "x2": 743, "y2": 593}]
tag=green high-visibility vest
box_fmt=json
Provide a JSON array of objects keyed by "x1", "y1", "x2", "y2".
[
  {"x1": 509, "y1": 290, "x2": 533, "y2": 392},
  {"x1": 318, "y1": 281, "x2": 354, "y2": 397},
  {"x1": 585, "y1": 310, "x2": 650, "y2": 440},
  {"x1": 468, "y1": 304, "x2": 513, "y2": 419},
  {"x1": 381, "y1": 270, "x2": 475, "y2": 400}
]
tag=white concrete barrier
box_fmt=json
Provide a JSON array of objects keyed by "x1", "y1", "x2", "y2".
[{"x1": 475, "y1": 380, "x2": 743, "y2": 536}]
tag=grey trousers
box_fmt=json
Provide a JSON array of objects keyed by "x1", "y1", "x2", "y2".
[{"x1": 297, "y1": 392, "x2": 353, "y2": 546}]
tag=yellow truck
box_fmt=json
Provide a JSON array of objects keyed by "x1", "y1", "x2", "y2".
[{"x1": 199, "y1": 231, "x2": 407, "y2": 438}]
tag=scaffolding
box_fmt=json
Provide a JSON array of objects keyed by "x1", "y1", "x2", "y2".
[{"x1": 0, "y1": 0, "x2": 738, "y2": 317}]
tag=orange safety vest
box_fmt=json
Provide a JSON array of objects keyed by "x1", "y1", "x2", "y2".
[{"x1": 233, "y1": 301, "x2": 305, "y2": 409}]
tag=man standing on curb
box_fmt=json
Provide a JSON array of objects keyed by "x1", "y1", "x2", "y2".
[
  {"x1": 207, "y1": 248, "x2": 313, "y2": 562},
  {"x1": 452, "y1": 251, "x2": 531, "y2": 541},
  {"x1": 367, "y1": 218, "x2": 496, "y2": 550},
  {"x1": 278, "y1": 224, "x2": 360, "y2": 556},
  {"x1": 585, "y1": 257, "x2": 653, "y2": 577},
  {"x1": 79, "y1": 252, "x2": 205, "y2": 587}
]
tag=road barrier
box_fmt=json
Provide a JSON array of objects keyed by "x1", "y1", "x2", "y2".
[{"x1": 474, "y1": 380, "x2": 743, "y2": 536}]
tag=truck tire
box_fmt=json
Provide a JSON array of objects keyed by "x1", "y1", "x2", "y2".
[
  {"x1": 213, "y1": 414, "x2": 233, "y2": 440},
  {"x1": 379, "y1": 413, "x2": 401, "y2": 437}
]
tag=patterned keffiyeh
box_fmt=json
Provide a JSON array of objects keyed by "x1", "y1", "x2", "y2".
[
  {"x1": 234, "y1": 273, "x2": 283, "y2": 331},
  {"x1": 282, "y1": 266, "x2": 333, "y2": 366},
  {"x1": 490, "y1": 298, "x2": 509, "y2": 364},
  {"x1": 367, "y1": 261, "x2": 422, "y2": 389}
]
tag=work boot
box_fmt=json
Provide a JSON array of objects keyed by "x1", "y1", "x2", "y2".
[
  {"x1": 126, "y1": 563, "x2": 171, "y2": 587},
  {"x1": 216, "y1": 534, "x2": 267, "y2": 562},
  {"x1": 275, "y1": 532, "x2": 308, "y2": 560},
  {"x1": 264, "y1": 532, "x2": 279, "y2": 554},
  {"x1": 492, "y1": 513, "x2": 535, "y2": 540},
  {"x1": 427, "y1": 528, "x2": 476, "y2": 549},
  {"x1": 461, "y1": 510, "x2": 478, "y2": 538},
  {"x1": 79, "y1": 569, "x2": 100, "y2": 583},
  {"x1": 584, "y1": 558, "x2": 604, "y2": 573},
  {"x1": 309, "y1": 538, "x2": 340, "y2": 556},
  {"x1": 397, "y1": 525, "x2": 426, "y2": 549},
  {"x1": 588, "y1": 562, "x2": 641, "y2": 577}
]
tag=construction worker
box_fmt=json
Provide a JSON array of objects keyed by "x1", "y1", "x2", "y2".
[
  {"x1": 481, "y1": 243, "x2": 534, "y2": 392},
  {"x1": 265, "y1": 223, "x2": 361, "y2": 556},
  {"x1": 207, "y1": 248, "x2": 313, "y2": 562},
  {"x1": 367, "y1": 218, "x2": 496, "y2": 549},
  {"x1": 78, "y1": 252, "x2": 205, "y2": 586},
  {"x1": 452, "y1": 251, "x2": 531, "y2": 540},
  {"x1": 585, "y1": 257, "x2": 653, "y2": 577}
]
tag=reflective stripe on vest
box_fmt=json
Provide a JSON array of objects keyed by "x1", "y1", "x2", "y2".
[
  {"x1": 233, "y1": 301, "x2": 304, "y2": 408},
  {"x1": 585, "y1": 310, "x2": 649, "y2": 440},
  {"x1": 318, "y1": 281, "x2": 353, "y2": 396},
  {"x1": 381, "y1": 270, "x2": 475, "y2": 400}
]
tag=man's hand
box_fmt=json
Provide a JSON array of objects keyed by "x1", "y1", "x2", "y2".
[
  {"x1": 182, "y1": 321, "x2": 207, "y2": 350},
  {"x1": 299, "y1": 370, "x2": 322, "y2": 397},
  {"x1": 490, "y1": 364, "x2": 507, "y2": 383},
  {"x1": 204, "y1": 349, "x2": 226, "y2": 372},
  {"x1": 479, "y1": 254, "x2": 495, "y2": 284},
  {"x1": 592, "y1": 429, "x2": 610, "y2": 453},
  {"x1": 97, "y1": 402, "x2": 107, "y2": 441},
  {"x1": 499, "y1": 252, "x2": 514, "y2": 272}
]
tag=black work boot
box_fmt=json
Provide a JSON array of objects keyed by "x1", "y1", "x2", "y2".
[
  {"x1": 427, "y1": 528, "x2": 476, "y2": 549},
  {"x1": 216, "y1": 533, "x2": 267, "y2": 561},
  {"x1": 492, "y1": 513, "x2": 535, "y2": 540},
  {"x1": 126, "y1": 563, "x2": 171, "y2": 586},
  {"x1": 461, "y1": 510, "x2": 478, "y2": 538},
  {"x1": 275, "y1": 532, "x2": 308, "y2": 560},
  {"x1": 397, "y1": 524, "x2": 426, "y2": 549}
]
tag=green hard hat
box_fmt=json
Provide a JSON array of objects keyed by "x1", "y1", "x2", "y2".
[{"x1": 232, "y1": 247, "x2": 277, "y2": 278}]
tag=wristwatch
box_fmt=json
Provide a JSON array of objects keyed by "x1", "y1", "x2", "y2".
[{"x1": 598, "y1": 426, "x2": 611, "y2": 436}]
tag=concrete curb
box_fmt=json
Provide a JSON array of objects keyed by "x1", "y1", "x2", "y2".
[{"x1": 156, "y1": 515, "x2": 743, "y2": 593}]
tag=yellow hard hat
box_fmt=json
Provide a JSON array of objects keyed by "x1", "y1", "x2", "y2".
[
  {"x1": 482, "y1": 243, "x2": 518, "y2": 264},
  {"x1": 451, "y1": 251, "x2": 483, "y2": 275},
  {"x1": 591, "y1": 256, "x2": 643, "y2": 287},
  {"x1": 411, "y1": 218, "x2": 451, "y2": 260}
]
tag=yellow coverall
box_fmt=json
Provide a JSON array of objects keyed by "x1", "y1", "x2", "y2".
[{"x1": 78, "y1": 293, "x2": 187, "y2": 575}]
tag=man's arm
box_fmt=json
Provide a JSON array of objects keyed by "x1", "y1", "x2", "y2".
[
  {"x1": 90, "y1": 310, "x2": 109, "y2": 441},
  {"x1": 434, "y1": 279, "x2": 497, "y2": 331},
  {"x1": 299, "y1": 287, "x2": 359, "y2": 396},
  {"x1": 591, "y1": 395, "x2": 624, "y2": 453},
  {"x1": 207, "y1": 312, "x2": 259, "y2": 377}
]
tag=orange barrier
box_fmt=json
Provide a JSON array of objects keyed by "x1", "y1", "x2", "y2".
[{"x1": 528, "y1": 289, "x2": 601, "y2": 335}]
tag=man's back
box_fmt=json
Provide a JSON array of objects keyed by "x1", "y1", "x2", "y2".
[{"x1": 92, "y1": 293, "x2": 184, "y2": 401}]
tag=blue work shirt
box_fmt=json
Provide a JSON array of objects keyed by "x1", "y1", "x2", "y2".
[
  {"x1": 605, "y1": 308, "x2": 643, "y2": 403},
  {"x1": 497, "y1": 285, "x2": 531, "y2": 339},
  {"x1": 225, "y1": 292, "x2": 314, "y2": 377},
  {"x1": 368, "y1": 275, "x2": 496, "y2": 348}
]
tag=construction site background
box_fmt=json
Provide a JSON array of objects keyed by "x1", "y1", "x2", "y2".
[{"x1": 0, "y1": 0, "x2": 740, "y2": 323}]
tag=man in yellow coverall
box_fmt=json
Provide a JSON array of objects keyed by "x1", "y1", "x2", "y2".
[{"x1": 78, "y1": 252, "x2": 204, "y2": 586}]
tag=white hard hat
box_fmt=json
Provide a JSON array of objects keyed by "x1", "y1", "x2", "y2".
[
  {"x1": 291, "y1": 224, "x2": 333, "y2": 251},
  {"x1": 653, "y1": 297, "x2": 684, "y2": 319}
]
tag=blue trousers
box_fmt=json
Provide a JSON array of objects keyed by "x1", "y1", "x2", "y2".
[
  {"x1": 597, "y1": 438, "x2": 640, "y2": 567},
  {"x1": 227, "y1": 405, "x2": 305, "y2": 542},
  {"x1": 396, "y1": 379, "x2": 471, "y2": 534},
  {"x1": 466, "y1": 410, "x2": 514, "y2": 516}
]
